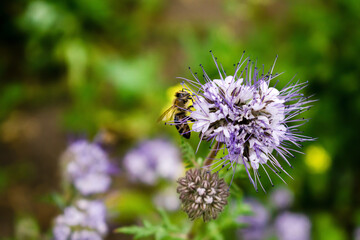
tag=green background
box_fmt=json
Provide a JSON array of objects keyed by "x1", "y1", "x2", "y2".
[{"x1": 0, "y1": 0, "x2": 359, "y2": 239}]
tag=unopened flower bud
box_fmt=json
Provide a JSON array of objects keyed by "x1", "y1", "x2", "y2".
[{"x1": 177, "y1": 169, "x2": 230, "y2": 222}]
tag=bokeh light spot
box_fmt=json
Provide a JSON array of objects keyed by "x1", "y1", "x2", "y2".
[{"x1": 305, "y1": 145, "x2": 331, "y2": 174}]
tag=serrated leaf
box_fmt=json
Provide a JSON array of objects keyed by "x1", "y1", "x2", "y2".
[
  {"x1": 115, "y1": 225, "x2": 157, "y2": 239},
  {"x1": 115, "y1": 210, "x2": 187, "y2": 240},
  {"x1": 154, "y1": 228, "x2": 167, "y2": 240},
  {"x1": 180, "y1": 138, "x2": 197, "y2": 168},
  {"x1": 115, "y1": 226, "x2": 144, "y2": 234},
  {"x1": 143, "y1": 219, "x2": 152, "y2": 228},
  {"x1": 157, "y1": 208, "x2": 172, "y2": 228}
]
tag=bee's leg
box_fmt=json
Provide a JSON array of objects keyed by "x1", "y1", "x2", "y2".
[
  {"x1": 186, "y1": 105, "x2": 195, "y2": 122},
  {"x1": 174, "y1": 114, "x2": 180, "y2": 125}
]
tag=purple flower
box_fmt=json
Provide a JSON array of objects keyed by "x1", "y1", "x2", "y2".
[
  {"x1": 181, "y1": 52, "x2": 314, "y2": 190},
  {"x1": 274, "y1": 212, "x2": 311, "y2": 240},
  {"x1": 270, "y1": 187, "x2": 294, "y2": 210},
  {"x1": 123, "y1": 139, "x2": 182, "y2": 185},
  {"x1": 355, "y1": 227, "x2": 360, "y2": 240},
  {"x1": 53, "y1": 199, "x2": 108, "y2": 240},
  {"x1": 153, "y1": 187, "x2": 180, "y2": 211},
  {"x1": 61, "y1": 140, "x2": 112, "y2": 195},
  {"x1": 238, "y1": 199, "x2": 270, "y2": 240}
]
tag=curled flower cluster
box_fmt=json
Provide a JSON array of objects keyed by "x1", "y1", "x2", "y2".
[
  {"x1": 53, "y1": 199, "x2": 108, "y2": 240},
  {"x1": 123, "y1": 139, "x2": 182, "y2": 185},
  {"x1": 177, "y1": 169, "x2": 230, "y2": 222},
  {"x1": 180, "y1": 52, "x2": 314, "y2": 190},
  {"x1": 61, "y1": 140, "x2": 112, "y2": 195}
]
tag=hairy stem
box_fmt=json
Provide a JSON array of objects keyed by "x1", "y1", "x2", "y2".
[{"x1": 203, "y1": 141, "x2": 223, "y2": 168}]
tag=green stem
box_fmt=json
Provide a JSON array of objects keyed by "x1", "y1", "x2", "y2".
[
  {"x1": 187, "y1": 219, "x2": 202, "y2": 240},
  {"x1": 203, "y1": 141, "x2": 223, "y2": 168}
]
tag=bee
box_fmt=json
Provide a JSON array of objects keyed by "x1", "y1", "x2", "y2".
[{"x1": 158, "y1": 89, "x2": 194, "y2": 139}]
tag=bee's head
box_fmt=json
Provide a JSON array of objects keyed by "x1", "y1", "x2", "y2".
[{"x1": 175, "y1": 90, "x2": 190, "y2": 99}]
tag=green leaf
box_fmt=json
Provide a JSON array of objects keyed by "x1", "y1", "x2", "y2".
[
  {"x1": 180, "y1": 137, "x2": 196, "y2": 168},
  {"x1": 115, "y1": 209, "x2": 188, "y2": 240},
  {"x1": 157, "y1": 208, "x2": 172, "y2": 228},
  {"x1": 192, "y1": 196, "x2": 248, "y2": 240},
  {"x1": 115, "y1": 224, "x2": 157, "y2": 239}
]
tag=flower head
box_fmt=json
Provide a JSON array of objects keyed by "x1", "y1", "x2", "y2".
[
  {"x1": 180, "y1": 52, "x2": 314, "y2": 191},
  {"x1": 53, "y1": 199, "x2": 108, "y2": 240},
  {"x1": 123, "y1": 139, "x2": 182, "y2": 185},
  {"x1": 153, "y1": 186, "x2": 180, "y2": 211},
  {"x1": 61, "y1": 140, "x2": 112, "y2": 195},
  {"x1": 270, "y1": 187, "x2": 294, "y2": 210},
  {"x1": 238, "y1": 199, "x2": 270, "y2": 240},
  {"x1": 177, "y1": 169, "x2": 230, "y2": 222},
  {"x1": 274, "y1": 212, "x2": 311, "y2": 240}
]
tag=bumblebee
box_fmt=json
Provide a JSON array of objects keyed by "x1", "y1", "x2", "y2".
[{"x1": 158, "y1": 89, "x2": 193, "y2": 139}]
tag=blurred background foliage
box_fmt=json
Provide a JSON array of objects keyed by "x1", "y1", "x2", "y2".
[{"x1": 1, "y1": 0, "x2": 360, "y2": 239}]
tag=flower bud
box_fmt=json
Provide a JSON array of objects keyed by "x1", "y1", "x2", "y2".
[{"x1": 177, "y1": 169, "x2": 230, "y2": 222}]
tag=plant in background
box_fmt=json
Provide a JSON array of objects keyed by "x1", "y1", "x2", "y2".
[
  {"x1": 153, "y1": 186, "x2": 180, "y2": 212},
  {"x1": 60, "y1": 140, "x2": 112, "y2": 195},
  {"x1": 52, "y1": 139, "x2": 112, "y2": 240},
  {"x1": 238, "y1": 198, "x2": 270, "y2": 240},
  {"x1": 123, "y1": 139, "x2": 183, "y2": 185},
  {"x1": 354, "y1": 227, "x2": 360, "y2": 240},
  {"x1": 270, "y1": 187, "x2": 294, "y2": 210},
  {"x1": 237, "y1": 188, "x2": 311, "y2": 240},
  {"x1": 274, "y1": 212, "x2": 311, "y2": 240},
  {"x1": 53, "y1": 199, "x2": 108, "y2": 240}
]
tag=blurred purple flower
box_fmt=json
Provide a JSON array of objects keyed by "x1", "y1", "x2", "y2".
[
  {"x1": 238, "y1": 199, "x2": 270, "y2": 240},
  {"x1": 270, "y1": 187, "x2": 294, "y2": 210},
  {"x1": 123, "y1": 139, "x2": 182, "y2": 185},
  {"x1": 61, "y1": 140, "x2": 112, "y2": 195},
  {"x1": 181, "y1": 53, "x2": 314, "y2": 190},
  {"x1": 274, "y1": 212, "x2": 311, "y2": 240},
  {"x1": 153, "y1": 187, "x2": 180, "y2": 211},
  {"x1": 355, "y1": 227, "x2": 360, "y2": 240},
  {"x1": 53, "y1": 199, "x2": 107, "y2": 240}
]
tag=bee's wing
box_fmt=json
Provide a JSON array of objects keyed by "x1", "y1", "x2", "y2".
[{"x1": 157, "y1": 105, "x2": 176, "y2": 122}]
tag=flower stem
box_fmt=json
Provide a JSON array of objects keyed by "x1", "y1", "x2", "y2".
[
  {"x1": 203, "y1": 141, "x2": 223, "y2": 168},
  {"x1": 187, "y1": 219, "x2": 202, "y2": 239}
]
